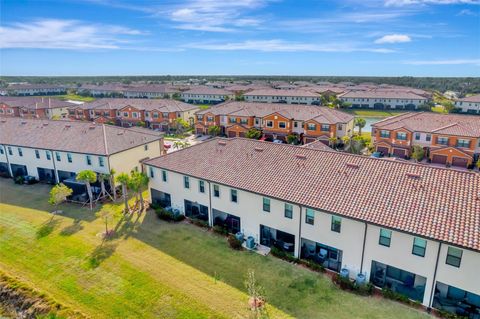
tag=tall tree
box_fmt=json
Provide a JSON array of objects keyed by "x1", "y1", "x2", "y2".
[
  {"x1": 49, "y1": 183, "x2": 73, "y2": 213},
  {"x1": 98, "y1": 173, "x2": 113, "y2": 201},
  {"x1": 116, "y1": 173, "x2": 130, "y2": 214},
  {"x1": 328, "y1": 137, "x2": 337, "y2": 148},
  {"x1": 411, "y1": 145, "x2": 425, "y2": 162},
  {"x1": 76, "y1": 170, "x2": 97, "y2": 210},
  {"x1": 355, "y1": 118, "x2": 367, "y2": 136},
  {"x1": 208, "y1": 125, "x2": 221, "y2": 137},
  {"x1": 129, "y1": 171, "x2": 150, "y2": 212}
]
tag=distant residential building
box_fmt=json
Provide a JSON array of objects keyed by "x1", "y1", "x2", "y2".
[
  {"x1": 372, "y1": 112, "x2": 480, "y2": 168},
  {"x1": 180, "y1": 87, "x2": 234, "y2": 104},
  {"x1": 455, "y1": 94, "x2": 480, "y2": 114},
  {"x1": 0, "y1": 97, "x2": 76, "y2": 119},
  {"x1": 194, "y1": 101, "x2": 354, "y2": 143},
  {"x1": 6, "y1": 84, "x2": 66, "y2": 96},
  {"x1": 339, "y1": 91, "x2": 429, "y2": 110},
  {"x1": 243, "y1": 89, "x2": 321, "y2": 105}
]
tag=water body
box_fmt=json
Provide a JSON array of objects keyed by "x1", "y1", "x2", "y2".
[{"x1": 354, "y1": 116, "x2": 384, "y2": 134}]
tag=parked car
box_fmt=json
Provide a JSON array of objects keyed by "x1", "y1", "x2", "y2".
[
  {"x1": 273, "y1": 139, "x2": 283, "y2": 144},
  {"x1": 371, "y1": 151, "x2": 384, "y2": 158}
]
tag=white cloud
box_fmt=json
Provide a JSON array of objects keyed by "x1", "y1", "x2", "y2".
[
  {"x1": 184, "y1": 39, "x2": 394, "y2": 53},
  {"x1": 374, "y1": 34, "x2": 411, "y2": 43},
  {"x1": 385, "y1": 0, "x2": 479, "y2": 6},
  {"x1": 0, "y1": 19, "x2": 144, "y2": 50},
  {"x1": 457, "y1": 8, "x2": 479, "y2": 15},
  {"x1": 404, "y1": 59, "x2": 480, "y2": 65}
]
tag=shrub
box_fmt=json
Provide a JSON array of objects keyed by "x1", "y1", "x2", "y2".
[
  {"x1": 270, "y1": 247, "x2": 299, "y2": 263},
  {"x1": 332, "y1": 274, "x2": 374, "y2": 296},
  {"x1": 154, "y1": 207, "x2": 185, "y2": 222},
  {"x1": 382, "y1": 288, "x2": 410, "y2": 304},
  {"x1": 299, "y1": 259, "x2": 325, "y2": 273},
  {"x1": 228, "y1": 234, "x2": 242, "y2": 250},
  {"x1": 190, "y1": 218, "x2": 209, "y2": 228},
  {"x1": 213, "y1": 225, "x2": 228, "y2": 236},
  {"x1": 437, "y1": 309, "x2": 467, "y2": 319},
  {"x1": 14, "y1": 176, "x2": 24, "y2": 184}
]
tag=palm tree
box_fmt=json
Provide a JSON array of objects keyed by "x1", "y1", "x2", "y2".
[
  {"x1": 355, "y1": 118, "x2": 367, "y2": 136},
  {"x1": 76, "y1": 170, "x2": 97, "y2": 210},
  {"x1": 116, "y1": 173, "x2": 130, "y2": 214},
  {"x1": 342, "y1": 135, "x2": 351, "y2": 151},
  {"x1": 130, "y1": 171, "x2": 149, "y2": 212},
  {"x1": 109, "y1": 169, "x2": 117, "y2": 201},
  {"x1": 98, "y1": 173, "x2": 113, "y2": 201}
]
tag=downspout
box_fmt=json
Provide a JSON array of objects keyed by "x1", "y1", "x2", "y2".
[
  {"x1": 428, "y1": 243, "x2": 442, "y2": 311},
  {"x1": 51, "y1": 150, "x2": 59, "y2": 183},
  {"x1": 297, "y1": 204, "x2": 303, "y2": 259},
  {"x1": 360, "y1": 222, "x2": 368, "y2": 274},
  {"x1": 207, "y1": 181, "x2": 213, "y2": 227}
]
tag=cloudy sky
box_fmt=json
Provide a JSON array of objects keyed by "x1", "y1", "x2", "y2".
[{"x1": 1, "y1": 0, "x2": 479, "y2": 76}]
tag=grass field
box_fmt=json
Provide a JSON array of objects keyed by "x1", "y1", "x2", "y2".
[
  {"x1": 0, "y1": 180, "x2": 432, "y2": 319},
  {"x1": 47, "y1": 94, "x2": 96, "y2": 102},
  {"x1": 345, "y1": 109, "x2": 405, "y2": 117}
]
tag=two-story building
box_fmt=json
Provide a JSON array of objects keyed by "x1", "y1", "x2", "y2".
[
  {"x1": 455, "y1": 94, "x2": 480, "y2": 114},
  {"x1": 0, "y1": 97, "x2": 76, "y2": 119},
  {"x1": 372, "y1": 112, "x2": 480, "y2": 168},
  {"x1": 194, "y1": 101, "x2": 354, "y2": 144},
  {"x1": 243, "y1": 89, "x2": 322, "y2": 105},
  {"x1": 339, "y1": 91, "x2": 430, "y2": 110},
  {"x1": 0, "y1": 118, "x2": 164, "y2": 184},
  {"x1": 144, "y1": 138, "x2": 480, "y2": 316},
  {"x1": 180, "y1": 87, "x2": 234, "y2": 104},
  {"x1": 69, "y1": 98, "x2": 199, "y2": 131},
  {"x1": 6, "y1": 84, "x2": 67, "y2": 96}
]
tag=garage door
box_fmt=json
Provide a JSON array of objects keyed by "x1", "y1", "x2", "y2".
[
  {"x1": 196, "y1": 128, "x2": 203, "y2": 135},
  {"x1": 392, "y1": 148, "x2": 406, "y2": 158},
  {"x1": 239, "y1": 132, "x2": 245, "y2": 138},
  {"x1": 376, "y1": 146, "x2": 389, "y2": 156},
  {"x1": 452, "y1": 157, "x2": 468, "y2": 168},
  {"x1": 227, "y1": 131, "x2": 237, "y2": 138},
  {"x1": 431, "y1": 154, "x2": 447, "y2": 165}
]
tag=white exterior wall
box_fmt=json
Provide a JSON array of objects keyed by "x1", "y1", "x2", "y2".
[
  {"x1": 455, "y1": 100, "x2": 480, "y2": 113},
  {"x1": 301, "y1": 209, "x2": 365, "y2": 278},
  {"x1": 363, "y1": 225, "x2": 439, "y2": 306},
  {"x1": 340, "y1": 97, "x2": 427, "y2": 109},
  {"x1": 244, "y1": 95, "x2": 321, "y2": 105}
]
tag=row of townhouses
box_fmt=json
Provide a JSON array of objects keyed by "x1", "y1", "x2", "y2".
[
  {"x1": 2, "y1": 84, "x2": 67, "y2": 96},
  {"x1": 194, "y1": 101, "x2": 355, "y2": 143},
  {"x1": 372, "y1": 112, "x2": 480, "y2": 168},
  {"x1": 79, "y1": 84, "x2": 179, "y2": 99},
  {"x1": 454, "y1": 94, "x2": 480, "y2": 114},
  {"x1": 67, "y1": 98, "x2": 199, "y2": 130},
  {"x1": 179, "y1": 87, "x2": 235, "y2": 104},
  {"x1": 144, "y1": 137, "x2": 480, "y2": 317},
  {"x1": 0, "y1": 97, "x2": 76, "y2": 119},
  {"x1": 338, "y1": 90, "x2": 430, "y2": 110},
  {"x1": 0, "y1": 118, "x2": 164, "y2": 184},
  {"x1": 243, "y1": 89, "x2": 322, "y2": 105}
]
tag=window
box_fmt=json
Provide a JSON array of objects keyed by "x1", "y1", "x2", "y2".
[
  {"x1": 446, "y1": 247, "x2": 462, "y2": 267},
  {"x1": 331, "y1": 216, "x2": 342, "y2": 233},
  {"x1": 149, "y1": 166, "x2": 154, "y2": 178},
  {"x1": 46, "y1": 151, "x2": 51, "y2": 160},
  {"x1": 230, "y1": 189, "x2": 238, "y2": 203},
  {"x1": 99, "y1": 157, "x2": 105, "y2": 167},
  {"x1": 67, "y1": 153, "x2": 72, "y2": 163},
  {"x1": 321, "y1": 124, "x2": 330, "y2": 132},
  {"x1": 412, "y1": 237, "x2": 427, "y2": 257},
  {"x1": 379, "y1": 229, "x2": 392, "y2": 247},
  {"x1": 197, "y1": 115, "x2": 204, "y2": 120},
  {"x1": 199, "y1": 180, "x2": 205, "y2": 193},
  {"x1": 396, "y1": 132, "x2": 407, "y2": 141},
  {"x1": 183, "y1": 176, "x2": 190, "y2": 188},
  {"x1": 380, "y1": 130, "x2": 390, "y2": 138},
  {"x1": 35, "y1": 150, "x2": 40, "y2": 159},
  {"x1": 307, "y1": 123, "x2": 316, "y2": 131},
  {"x1": 153, "y1": 113, "x2": 159, "y2": 118},
  {"x1": 163, "y1": 112, "x2": 169, "y2": 118},
  {"x1": 293, "y1": 122, "x2": 298, "y2": 128},
  {"x1": 415, "y1": 132, "x2": 421, "y2": 140},
  {"x1": 263, "y1": 198, "x2": 270, "y2": 212},
  {"x1": 229, "y1": 117, "x2": 236, "y2": 123},
  {"x1": 132, "y1": 112, "x2": 138, "y2": 118},
  {"x1": 7, "y1": 147, "x2": 12, "y2": 155},
  {"x1": 0, "y1": 147, "x2": 4, "y2": 155},
  {"x1": 144, "y1": 144, "x2": 149, "y2": 151},
  {"x1": 456, "y1": 139, "x2": 470, "y2": 148},
  {"x1": 55, "y1": 152, "x2": 61, "y2": 161},
  {"x1": 266, "y1": 120, "x2": 273, "y2": 128},
  {"x1": 207, "y1": 116, "x2": 214, "y2": 122},
  {"x1": 284, "y1": 203, "x2": 293, "y2": 219},
  {"x1": 18, "y1": 148, "x2": 23, "y2": 157},
  {"x1": 426, "y1": 134, "x2": 431, "y2": 142},
  {"x1": 161, "y1": 170, "x2": 167, "y2": 182},
  {"x1": 305, "y1": 208, "x2": 315, "y2": 225},
  {"x1": 437, "y1": 137, "x2": 448, "y2": 145},
  {"x1": 240, "y1": 118, "x2": 248, "y2": 124},
  {"x1": 123, "y1": 112, "x2": 128, "y2": 117},
  {"x1": 338, "y1": 124, "x2": 343, "y2": 130},
  {"x1": 278, "y1": 122, "x2": 286, "y2": 129},
  {"x1": 86, "y1": 155, "x2": 92, "y2": 165},
  {"x1": 213, "y1": 184, "x2": 220, "y2": 197}
]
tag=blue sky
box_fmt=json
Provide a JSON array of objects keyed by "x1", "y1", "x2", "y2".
[{"x1": 1, "y1": 0, "x2": 479, "y2": 76}]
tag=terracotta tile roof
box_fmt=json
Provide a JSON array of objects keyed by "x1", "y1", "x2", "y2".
[
  {"x1": 182, "y1": 87, "x2": 233, "y2": 95},
  {"x1": 145, "y1": 138, "x2": 480, "y2": 251},
  {"x1": 0, "y1": 117, "x2": 162, "y2": 155},
  {"x1": 339, "y1": 90, "x2": 428, "y2": 100},
  {"x1": 302, "y1": 140, "x2": 333, "y2": 151},
  {"x1": 373, "y1": 112, "x2": 480, "y2": 137},
  {"x1": 78, "y1": 98, "x2": 198, "y2": 112},
  {"x1": 244, "y1": 89, "x2": 321, "y2": 98},
  {"x1": 457, "y1": 94, "x2": 480, "y2": 103},
  {"x1": 0, "y1": 97, "x2": 76, "y2": 109},
  {"x1": 196, "y1": 101, "x2": 354, "y2": 124}
]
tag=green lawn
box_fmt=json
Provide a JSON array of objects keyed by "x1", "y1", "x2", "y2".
[
  {"x1": 0, "y1": 180, "x2": 432, "y2": 319},
  {"x1": 47, "y1": 94, "x2": 96, "y2": 102},
  {"x1": 197, "y1": 104, "x2": 211, "y2": 110}
]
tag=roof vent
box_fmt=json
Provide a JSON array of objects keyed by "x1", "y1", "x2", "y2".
[
  {"x1": 117, "y1": 131, "x2": 124, "y2": 135},
  {"x1": 65, "y1": 124, "x2": 71, "y2": 128},
  {"x1": 254, "y1": 147, "x2": 264, "y2": 152},
  {"x1": 21, "y1": 121, "x2": 27, "y2": 125},
  {"x1": 406, "y1": 172, "x2": 421, "y2": 179},
  {"x1": 218, "y1": 141, "x2": 227, "y2": 146},
  {"x1": 89, "y1": 125, "x2": 96, "y2": 130},
  {"x1": 346, "y1": 163, "x2": 359, "y2": 169},
  {"x1": 0, "y1": 120, "x2": 6, "y2": 123},
  {"x1": 295, "y1": 154, "x2": 307, "y2": 159}
]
